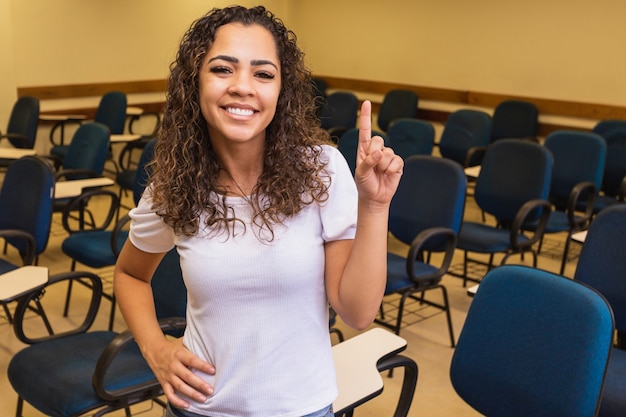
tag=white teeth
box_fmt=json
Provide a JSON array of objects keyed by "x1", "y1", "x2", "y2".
[{"x1": 226, "y1": 107, "x2": 254, "y2": 116}]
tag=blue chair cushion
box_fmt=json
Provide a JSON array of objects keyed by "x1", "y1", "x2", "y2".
[
  {"x1": 8, "y1": 331, "x2": 155, "y2": 417},
  {"x1": 0, "y1": 259, "x2": 18, "y2": 275},
  {"x1": 61, "y1": 230, "x2": 129, "y2": 269},
  {"x1": 386, "y1": 252, "x2": 440, "y2": 293},
  {"x1": 524, "y1": 210, "x2": 585, "y2": 234},
  {"x1": 458, "y1": 222, "x2": 530, "y2": 253}
]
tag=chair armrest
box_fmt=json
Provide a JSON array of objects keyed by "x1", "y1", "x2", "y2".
[
  {"x1": 566, "y1": 181, "x2": 596, "y2": 227},
  {"x1": 12, "y1": 271, "x2": 103, "y2": 344},
  {"x1": 93, "y1": 316, "x2": 187, "y2": 402},
  {"x1": 406, "y1": 227, "x2": 457, "y2": 282},
  {"x1": 62, "y1": 189, "x2": 120, "y2": 233},
  {"x1": 110, "y1": 214, "x2": 132, "y2": 256},
  {"x1": 465, "y1": 146, "x2": 487, "y2": 167},
  {"x1": 128, "y1": 111, "x2": 161, "y2": 136},
  {"x1": 0, "y1": 133, "x2": 30, "y2": 148},
  {"x1": 511, "y1": 199, "x2": 552, "y2": 249},
  {"x1": 0, "y1": 229, "x2": 35, "y2": 265},
  {"x1": 55, "y1": 169, "x2": 101, "y2": 181},
  {"x1": 376, "y1": 354, "x2": 419, "y2": 417}
]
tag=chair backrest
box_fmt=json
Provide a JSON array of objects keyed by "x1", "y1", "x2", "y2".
[
  {"x1": 133, "y1": 138, "x2": 156, "y2": 205},
  {"x1": 490, "y1": 100, "x2": 539, "y2": 142},
  {"x1": 439, "y1": 109, "x2": 492, "y2": 166},
  {"x1": 377, "y1": 89, "x2": 418, "y2": 132},
  {"x1": 6, "y1": 96, "x2": 40, "y2": 149},
  {"x1": 451, "y1": 265, "x2": 614, "y2": 417},
  {"x1": 337, "y1": 128, "x2": 389, "y2": 176},
  {"x1": 575, "y1": 204, "x2": 626, "y2": 332},
  {"x1": 592, "y1": 119, "x2": 626, "y2": 197},
  {"x1": 389, "y1": 155, "x2": 466, "y2": 250},
  {"x1": 94, "y1": 91, "x2": 127, "y2": 135},
  {"x1": 319, "y1": 91, "x2": 359, "y2": 131},
  {"x1": 62, "y1": 122, "x2": 110, "y2": 179},
  {"x1": 0, "y1": 156, "x2": 55, "y2": 257},
  {"x1": 387, "y1": 118, "x2": 435, "y2": 159},
  {"x1": 544, "y1": 130, "x2": 606, "y2": 206},
  {"x1": 152, "y1": 248, "x2": 187, "y2": 321},
  {"x1": 475, "y1": 139, "x2": 552, "y2": 223}
]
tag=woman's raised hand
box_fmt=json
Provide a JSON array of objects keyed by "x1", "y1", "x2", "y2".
[{"x1": 355, "y1": 100, "x2": 403, "y2": 209}]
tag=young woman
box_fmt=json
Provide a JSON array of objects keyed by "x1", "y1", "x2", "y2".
[{"x1": 114, "y1": 5, "x2": 403, "y2": 417}]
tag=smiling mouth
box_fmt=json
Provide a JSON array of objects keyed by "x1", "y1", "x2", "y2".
[{"x1": 225, "y1": 107, "x2": 255, "y2": 116}]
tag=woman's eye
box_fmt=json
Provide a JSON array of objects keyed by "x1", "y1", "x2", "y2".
[
  {"x1": 210, "y1": 66, "x2": 231, "y2": 74},
  {"x1": 256, "y1": 71, "x2": 275, "y2": 80}
]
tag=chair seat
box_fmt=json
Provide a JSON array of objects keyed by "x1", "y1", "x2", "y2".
[
  {"x1": 458, "y1": 222, "x2": 530, "y2": 253},
  {"x1": 0, "y1": 259, "x2": 19, "y2": 275},
  {"x1": 8, "y1": 331, "x2": 154, "y2": 417},
  {"x1": 386, "y1": 253, "x2": 440, "y2": 293},
  {"x1": 525, "y1": 210, "x2": 584, "y2": 234},
  {"x1": 50, "y1": 145, "x2": 70, "y2": 159},
  {"x1": 62, "y1": 230, "x2": 129, "y2": 268},
  {"x1": 599, "y1": 347, "x2": 626, "y2": 417}
]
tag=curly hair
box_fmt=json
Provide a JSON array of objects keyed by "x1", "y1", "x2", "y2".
[{"x1": 149, "y1": 5, "x2": 333, "y2": 239}]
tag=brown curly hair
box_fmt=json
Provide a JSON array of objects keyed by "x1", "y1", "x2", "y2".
[{"x1": 149, "y1": 5, "x2": 332, "y2": 238}]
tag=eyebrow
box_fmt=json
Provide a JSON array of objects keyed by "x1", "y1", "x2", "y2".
[{"x1": 208, "y1": 55, "x2": 278, "y2": 70}]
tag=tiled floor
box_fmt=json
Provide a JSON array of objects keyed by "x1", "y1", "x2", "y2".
[{"x1": 0, "y1": 170, "x2": 579, "y2": 417}]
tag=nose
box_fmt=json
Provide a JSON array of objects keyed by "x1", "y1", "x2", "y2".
[{"x1": 228, "y1": 71, "x2": 254, "y2": 96}]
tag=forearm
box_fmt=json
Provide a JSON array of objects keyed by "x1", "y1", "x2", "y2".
[
  {"x1": 334, "y1": 199, "x2": 390, "y2": 329},
  {"x1": 113, "y1": 243, "x2": 169, "y2": 355}
]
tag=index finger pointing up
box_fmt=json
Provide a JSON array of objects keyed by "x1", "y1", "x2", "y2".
[{"x1": 358, "y1": 100, "x2": 372, "y2": 160}]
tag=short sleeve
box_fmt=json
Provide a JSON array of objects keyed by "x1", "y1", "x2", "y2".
[
  {"x1": 128, "y1": 187, "x2": 176, "y2": 253},
  {"x1": 319, "y1": 145, "x2": 358, "y2": 242}
]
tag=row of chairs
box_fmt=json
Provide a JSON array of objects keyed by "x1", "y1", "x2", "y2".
[{"x1": 6, "y1": 204, "x2": 625, "y2": 417}]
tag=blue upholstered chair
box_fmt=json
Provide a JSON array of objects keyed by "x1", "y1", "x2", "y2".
[
  {"x1": 451, "y1": 265, "x2": 614, "y2": 417},
  {"x1": 61, "y1": 139, "x2": 154, "y2": 330},
  {"x1": 524, "y1": 130, "x2": 606, "y2": 275},
  {"x1": 0, "y1": 96, "x2": 40, "y2": 168},
  {"x1": 456, "y1": 139, "x2": 553, "y2": 286},
  {"x1": 114, "y1": 137, "x2": 156, "y2": 219},
  {"x1": 376, "y1": 155, "x2": 466, "y2": 346},
  {"x1": 0, "y1": 156, "x2": 55, "y2": 321},
  {"x1": 376, "y1": 89, "x2": 418, "y2": 132},
  {"x1": 574, "y1": 204, "x2": 626, "y2": 417},
  {"x1": 490, "y1": 99, "x2": 539, "y2": 143},
  {"x1": 337, "y1": 127, "x2": 389, "y2": 176},
  {"x1": 387, "y1": 118, "x2": 435, "y2": 160},
  {"x1": 319, "y1": 91, "x2": 359, "y2": 143},
  {"x1": 49, "y1": 91, "x2": 126, "y2": 170},
  {"x1": 590, "y1": 119, "x2": 626, "y2": 214},
  {"x1": 7, "y1": 248, "x2": 186, "y2": 417},
  {"x1": 438, "y1": 109, "x2": 492, "y2": 167}
]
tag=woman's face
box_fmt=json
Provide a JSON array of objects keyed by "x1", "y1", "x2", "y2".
[{"x1": 198, "y1": 23, "x2": 281, "y2": 148}]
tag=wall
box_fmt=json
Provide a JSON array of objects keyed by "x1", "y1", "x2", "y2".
[{"x1": 289, "y1": 0, "x2": 626, "y2": 107}]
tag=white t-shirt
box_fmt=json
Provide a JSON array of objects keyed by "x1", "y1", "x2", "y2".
[{"x1": 128, "y1": 145, "x2": 358, "y2": 417}]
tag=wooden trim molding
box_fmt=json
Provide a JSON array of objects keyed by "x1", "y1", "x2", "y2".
[
  {"x1": 17, "y1": 79, "x2": 167, "y2": 100},
  {"x1": 18, "y1": 77, "x2": 626, "y2": 134}
]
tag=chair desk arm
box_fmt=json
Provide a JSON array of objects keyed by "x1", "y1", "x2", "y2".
[
  {"x1": 13, "y1": 271, "x2": 103, "y2": 344},
  {"x1": 0, "y1": 133, "x2": 30, "y2": 148},
  {"x1": 93, "y1": 317, "x2": 187, "y2": 402},
  {"x1": 110, "y1": 214, "x2": 132, "y2": 256}
]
